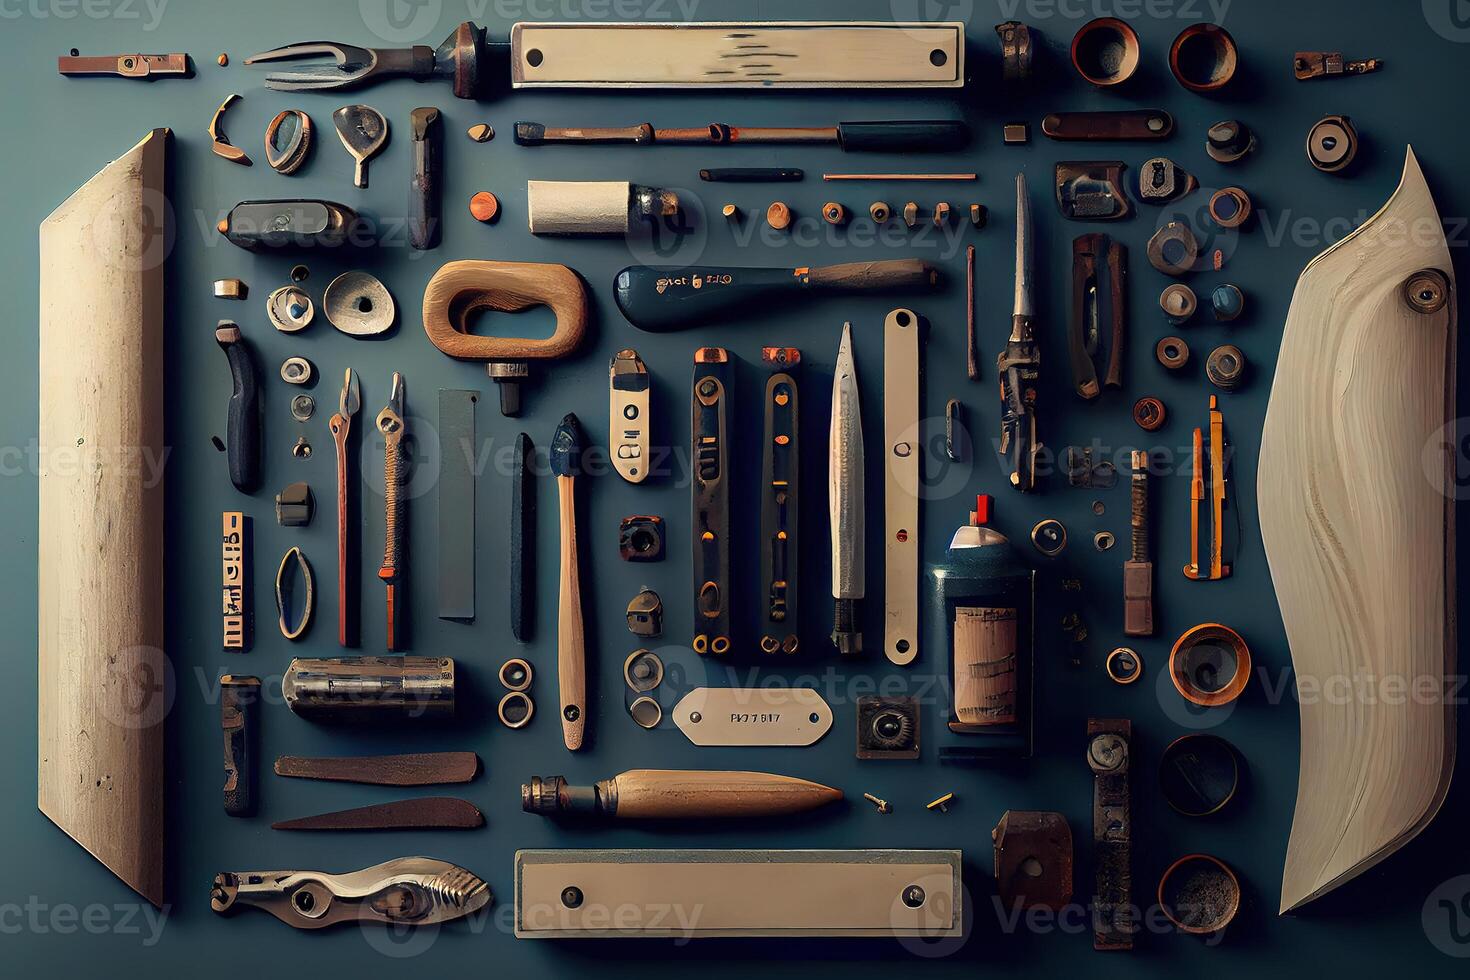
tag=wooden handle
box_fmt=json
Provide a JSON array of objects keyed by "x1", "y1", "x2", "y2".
[
  {"x1": 612, "y1": 770, "x2": 842, "y2": 819},
  {"x1": 806, "y1": 258, "x2": 937, "y2": 292},
  {"x1": 422, "y1": 260, "x2": 588, "y2": 361},
  {"x1": 557, "y1": 475, "x2": 586, "y2": 751},
  {"x1": 527, "y1": 180, "x2": 635, "y2": 234},
  {"x1": 331, "y1": 414, "x2": 350, "y2": 647}
]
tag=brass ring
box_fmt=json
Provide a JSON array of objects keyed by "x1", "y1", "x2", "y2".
[
  {"x1": 628, "y1": 695, "x2": 663, "y2": 730},
  {"x1": 1170, "y1": 623, "x2": 1251, "y2": 706},
  {"x1": 1106, "y1": 647, "x2": 1143, "y2": 684},
  {"x1": 622, "y1": 649, "x2": 664, "y2": 692},
  {"x1": 265, "y1": 109, "x2": 312, "y2": 175},
  {"x1": 274, "y1": 546, "x2": 314, "y2": 641},
  {"x1": 498, "y1": 690, "x2": 534, "y2": 729},
  {"x1": 498, "y1": 658, "x2": 533, "y2": 692}
]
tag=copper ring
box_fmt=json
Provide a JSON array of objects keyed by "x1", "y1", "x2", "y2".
[
  {"x1": 1158, "y1": 854, "x2": 1241, "y2": 933},
  {"x1": 265, "y1": 109, "x2": 312, "y2": 175},
  {"x1": 1156, "y1": 336, "x2": 1191, "y2": 370},
  {"x1": 1208, "y1": 187, "x2": 1252, "y2": 229},
  {"x1": 1170, "y1": 623, "x2": 1251, "y2": 707},
  {"x1": 1133, "y1": 396, "x2": 1167, "y2": 431},
  {"x1": 1071, "y1": 18, "x2": 1140, "y2": 87},
  {"x1": 1169, "y1": 24, "x2": 1238, "y2": 92}
]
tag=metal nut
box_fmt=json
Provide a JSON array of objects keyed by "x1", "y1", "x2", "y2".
[{"x1": 1156, "y1": 336, "x2": 1191, "y2": 370}]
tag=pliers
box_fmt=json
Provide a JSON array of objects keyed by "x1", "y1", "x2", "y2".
[{"x1": 244, "y1": 21, "x2": 495, "y2": 99}]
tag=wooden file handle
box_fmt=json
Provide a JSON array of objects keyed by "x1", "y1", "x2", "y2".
[{"x1": 557, "y1": 475, "x2": 586, "y2": 750}]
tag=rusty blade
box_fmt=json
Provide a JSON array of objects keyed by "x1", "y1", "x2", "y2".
[
  {"x1": 271, "y1": 797, "x2": 484, "y2": 831},
  {"x1": 274, "y1": 751, "x2": 479, "y2": 786}
]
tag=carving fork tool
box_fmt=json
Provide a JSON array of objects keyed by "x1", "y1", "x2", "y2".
[
  {"x1": 550, "y1": 414, "x2": 588, "y2": 751},
  {"x1": 330, "y1": 369, "x2": 361, "y2": 646},
  {"x1": 998, "y1": 173, "x2": 1040, "y2": 492},
  {"x1": 376, "y1": 373, "x2": 406, "y2": 651},
  {"x1": 829, "y1": 323, "x2": 865, "y2": 657}
]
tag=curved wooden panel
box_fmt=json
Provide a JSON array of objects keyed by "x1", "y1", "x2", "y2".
[
  {"x1": 1261, "y1": 148, "x2": 1456, "y2": 913},
  {"x1": 38, "y1": 129, "x2": 169, "y2": 906}
]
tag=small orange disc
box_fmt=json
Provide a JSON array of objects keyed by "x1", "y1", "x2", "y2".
[{"x1": 469, "y1": 191, "x2": 500, "y2": 223}]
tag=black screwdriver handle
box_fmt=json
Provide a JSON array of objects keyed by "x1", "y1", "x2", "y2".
[
  {"x1": 215, "y1": 322, "x2": 261, "y2": 493},
  {"x1": 836, "y1": 120, "x2": 969, "y2": 151},
  {"x1": 614, "y1": 260, "x2": 937, "y2": 332}
]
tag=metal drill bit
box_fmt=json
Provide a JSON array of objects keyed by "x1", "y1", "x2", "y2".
[
  {"x1": 997, "y1": 173, "x2": 1041, "y2": 492},
  {"x1": 829, "y1": 323, "x2": 865, "y2": 656}
]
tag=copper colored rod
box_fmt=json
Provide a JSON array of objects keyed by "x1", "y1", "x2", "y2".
[
  {"x1": 966, "y1": 244, "x2": 978, "y2": 380},
  {"x1": 823, "y1": 173, "x2": 977, "y2": 181}
]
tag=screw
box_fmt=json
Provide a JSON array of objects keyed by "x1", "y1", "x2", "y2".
[{"x1": 863, "y1": 793, "x2": 893, "y2": 814}]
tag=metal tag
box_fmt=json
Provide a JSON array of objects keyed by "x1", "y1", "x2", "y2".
[
  {"x1": 514, "y1": 848, "x2": 962, "y2": 939},
  {"x1": 671, "y1": 687, "x2": 832, "y2": 746}
]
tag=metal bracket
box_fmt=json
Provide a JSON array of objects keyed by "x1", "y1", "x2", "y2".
[
  {"x1": 884, "y1": 309, "x2": 921, "y2": 665},
  {"x1": 513, "y1": 849, "x2": 961, "y2": 939}
]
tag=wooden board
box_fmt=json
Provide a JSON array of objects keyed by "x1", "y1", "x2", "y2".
[
  {"x1": 514, "y1": 849, "x2": 961, "y2": 938},
  {"x1": 38, "y1": 129, "x2": 169, "y2": 906},
  {"x1": 1259, "y1": 147, "x2": 1456, "y2": 914},
  {"x1": 509, "y1": 22, "x2": 964, "y2": 89}
]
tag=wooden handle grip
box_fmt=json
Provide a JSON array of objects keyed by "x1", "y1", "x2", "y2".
[
  {"x1": 612, "y1": 770, "x2": 842, "y2": 819},
  {"x1": 557, "y1": 476, "x2": 586, "y2": 751},
  {"x1": 806, "y1": 258, "x2": 937, "y2": 292},
  {"x1": 422, "y1": 260, "x2": 588, "y2": 361},
  {"x1": 528, "y1": 180, "x2": 635, "y2": 234}
]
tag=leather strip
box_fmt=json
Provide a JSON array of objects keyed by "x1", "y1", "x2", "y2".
[
  {"x1": 274, "y1": 751, "x2": 479, "y2": 786},
  {"x1": 1088, "y1": 718, "x2": 1133, "y2": 950},
  {"x1": 510, "y1": 433, "x2": 535, "y2": 641},
  {"x1": 1042, "y1": 110, "x2": 1173, "y2": 141}
]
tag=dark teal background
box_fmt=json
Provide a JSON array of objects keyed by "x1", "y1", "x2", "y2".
[{"x1": 5, "y1": 0, "x2": 1470, "y2": 973}]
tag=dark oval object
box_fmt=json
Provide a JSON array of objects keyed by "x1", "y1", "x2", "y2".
[{"x1": 1160, "y1": 734, "x2": 1241, "y2": 816}]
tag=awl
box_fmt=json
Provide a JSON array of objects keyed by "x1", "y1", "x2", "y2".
[{"x1": 829, "y1": 323, "x2": 865, "y2": 656}]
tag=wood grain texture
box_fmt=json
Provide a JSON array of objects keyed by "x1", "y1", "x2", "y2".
[
  {"x1": 38, "y1": 129, "x2": 168, "y2": 906},
  {"x1": 1260, "y1": 148, "x2": 1456, "y2": 914},
  {"x1": 557, "y1": 476, "x2": 586, "y2": 750},
  {"x1": 527, "y1": 181, "x2": 632, "y2": 235},
  {"x1": 274, "y1": 751, "x2": 479, "y2": 786},
  {"x1": 422, "y1": 260, "x2": 587, "y2": 361},
  {"x1": 508, "y1": 22, "x2": 965, "y2": 88},
  {"x1": 612, "y1": 770, "x2": 841, "y2": 819},
  {"x1": 806, "y1": 258, "x2": 935, "y2": 292}
]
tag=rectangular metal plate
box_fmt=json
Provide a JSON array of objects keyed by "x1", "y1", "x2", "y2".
[
  {"x1": 671, "y1": 687, "x2": 832, "y2": 746},
  {"x1": 510, "y1": 22, "x2": 964, "y2": 89},
  {"x1": 437, "y1": 390, "x2": 477, "y2": 620},
  {"x1": 884, "y1": 309, "x2": 921, "y2": 665},
  {"x1": 515, "y1": 849, "x2": 962, "y2": 938}
]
